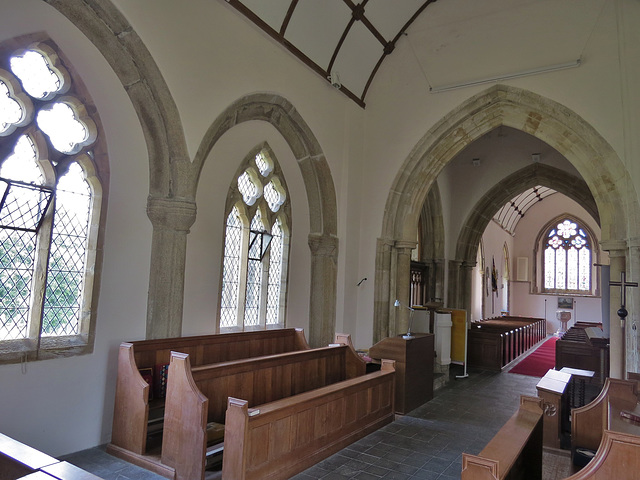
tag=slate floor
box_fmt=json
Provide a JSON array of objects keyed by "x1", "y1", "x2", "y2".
[{"x1": 61, "y1": 365, "x2": 541, "y2": 480}]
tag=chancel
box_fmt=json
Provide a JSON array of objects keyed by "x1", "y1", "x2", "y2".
[{"x1": 2, "y1": 1, "x2": 640, "y2": 480}]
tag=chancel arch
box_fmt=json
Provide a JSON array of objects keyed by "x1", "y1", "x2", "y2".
[{"x1": 375, "y1": 85, "x2": 639, "y2": 380}]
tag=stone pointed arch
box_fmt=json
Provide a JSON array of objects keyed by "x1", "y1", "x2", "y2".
[
  {"x1": 49, "y1": 4, "x2": 338, "y2": 345},
  {"x1": 375, "y1": 84, "x2": 639, "y2": 344},
  {"x1": 455, "y1": 163, "x2": 599, "y2": 267},
  {"x1": 191, "y1": 93, "x2": 339, "y2": 347},
  {"x1": 48, "y1": 0, "x2": 195, "y2": 339}
]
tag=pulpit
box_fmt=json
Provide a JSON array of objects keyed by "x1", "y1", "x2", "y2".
[{"x1": 369, "y1": 333, "x2": 434, "y2": 414}]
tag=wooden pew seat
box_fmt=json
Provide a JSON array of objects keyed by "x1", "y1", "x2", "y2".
[{"x1": 461, "y1": 396, "x2": 544, "y2": 480}]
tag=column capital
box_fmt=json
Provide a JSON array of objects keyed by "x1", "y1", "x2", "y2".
[
  {"x1": 308, "y1": 233, "x2": 339, "y2": 259},
  {"x1": 147, "y1": 195, "x2": 197, "y2": 232},
  {"x1": 600, "y1": 239, "x2": 627, "y2": 255},
  {"x1": 395, "y1": 240, "x2": 417, "y2": 252}
]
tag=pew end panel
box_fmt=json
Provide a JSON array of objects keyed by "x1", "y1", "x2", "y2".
[
  {"x1": 333, "y1": 333, "x2": 366, "y2": 378},
  {"x1": 109, "y1": 343, "x2": 150, "y2": 456},
  {"x1": 107, "y1": 328, "x2": 312, "y2": 473},
  {"x1": 564, "y1": 430, "x2": 640, "y2": 479},
  {"x1": 571, "y1": 378, "x2": 638, "y2": 453},
  {"x1": 222, "y1": 360, "x2": 396, "y2": 480},
  {"x1": 160, "y1": 352, "x2": 208, "y2": 480},
  {"x1": 461, "y1": 396, "x2": 543, "y2": 480}
]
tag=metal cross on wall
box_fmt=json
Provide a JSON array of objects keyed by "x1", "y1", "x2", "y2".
[{"x1": 610, "y1": 271, "x2": 638, "y2": 308}]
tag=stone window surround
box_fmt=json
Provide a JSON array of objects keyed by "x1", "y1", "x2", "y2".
[
  {"x1": 218, "y1": 143, "x2": 291, "y2": 333},
  {"x1": 533, "y1": 213, "x2": 600, "y2": 297},
  {"x1": 0, "y1": 34, "x2": 108, "y2": 365}
]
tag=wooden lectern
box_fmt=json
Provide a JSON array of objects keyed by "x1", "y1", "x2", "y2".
[{"x1": 369, "y1": 333, "x2": 434, "y2": 414}]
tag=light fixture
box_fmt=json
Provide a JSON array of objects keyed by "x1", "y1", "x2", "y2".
[
  {"x1": 531, "y1": 153, "x2": 540, "y2": 163},
  {"x1": 394, "y1": 299, "x2": 415, "y2": 339},
  {"x1": 327, "y1": 71, "x2": 342, "y2": 89},
  {"x1": 430, "y1": 58, "x2": 581, "y2": 93},
  {"x1": 472, "y1": 158, "x2": 481, "y2": 167},
  {"x1": 248, "y1": 229, "x2": 273, "y2": 261}
]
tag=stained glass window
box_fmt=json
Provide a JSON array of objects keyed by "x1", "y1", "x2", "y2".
[
  {"x1": 219, "y1": 148, "x2": 290, "y2": 331},
  {"x1": 543, "y1": 219, "x2": 591, "y2": 292}
]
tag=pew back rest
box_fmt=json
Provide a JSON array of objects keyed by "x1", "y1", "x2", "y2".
[
  {"x1": 572, "y1": 378, "x2": 637, "y2": 451},
  {"x1": 191, "y1": 345, "x2": 365, "y2": 423},
  {"x1": 130, "y1": 328, "x2": 310, "y2": 370},
  {"x1": 222, "y1": 360, "x2": 396, "y2": 480},
  {"x1": 110, "y1": 328, "x2": 309, "y2": 455},
  {"x1": 564, "y1": 430, "x2": 640, "y2": 479},
  {"x1": 461, "y1": 396, "x2": 543, "y2": 480}
]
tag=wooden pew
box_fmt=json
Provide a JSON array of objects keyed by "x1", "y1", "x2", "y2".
[
  {"x1": 159, "y1": 336, "x2": 393, "y2": 480},
  {"x1": 571, "y1": 378, "x2": 638, "y2": 457},
  {"x1": 461, "y1": 396, "x2": 544, "y2": 480},
  {"x1": 222, "y1": 361, "x2": 396, "y2": 480},
  {"x1": 107, "y1": 328, "x2": 310, "y2": 476},
  {"x1": 468, "y1": 317, "x2": 546, "y2": 371},
  {"x1": 0, "y1": 432, "x2": 102, "y2": 480},
  {"x1": 563, "y1": 430, "x2": 640, "y2": 479},
  {"x1": 556, "y1": 324, "x2": 609, "y2": 385}
]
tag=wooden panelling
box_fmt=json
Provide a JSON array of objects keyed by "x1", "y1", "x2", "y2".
[
  {"x1": 108, "y1": 328, "x2": 310, "y2": 470},
  {"x1": 222, "y1": 360, "x2": 396, "y2": 480}
]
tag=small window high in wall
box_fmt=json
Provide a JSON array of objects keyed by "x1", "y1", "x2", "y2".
[
  {"x1": 543, "y1": 218, "x2": 591, "y2": 293},
  {"x1": 0, "y1": 38, "x2": 105, "y2": 363},
  {"x1": 219, "y1": 145, "x2": 291, "y2": 332}
]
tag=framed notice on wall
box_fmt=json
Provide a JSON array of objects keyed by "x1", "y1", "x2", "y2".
[{"x1": 558, "y1": 297, "x2": 574, "y2": 309}]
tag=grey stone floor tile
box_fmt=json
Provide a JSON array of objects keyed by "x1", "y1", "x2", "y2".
[{"x1": 56, "y1": 365, "x2": 540, "y2": 480}]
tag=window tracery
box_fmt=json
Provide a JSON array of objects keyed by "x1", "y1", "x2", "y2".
[{"x1": 219, "y1": 145, "x2": 290, "y2": 331}]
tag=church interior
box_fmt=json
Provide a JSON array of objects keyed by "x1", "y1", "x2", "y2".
[{"x1": 2, "y1": 0, "x2": 640, "y2": 479}]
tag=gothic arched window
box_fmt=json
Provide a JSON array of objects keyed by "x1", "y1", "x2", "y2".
[
  {"x1": 543, "y1": 218, "x2": 591, "y2": 293},
  {"x1": 219, "y1": 146, "x2": 290, "y2": 331},
  {"x1": 0, "y1": 39, "x2": 105, "y2": 362}
]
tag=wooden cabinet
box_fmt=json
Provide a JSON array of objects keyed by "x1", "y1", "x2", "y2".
[{"x1": 369, "y1": 333, "x2": 434, "y2": 414}]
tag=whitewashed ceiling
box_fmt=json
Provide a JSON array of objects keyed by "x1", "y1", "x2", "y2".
[{"x1": 225, "y1": 0, "x2": 607, "y2": 107}]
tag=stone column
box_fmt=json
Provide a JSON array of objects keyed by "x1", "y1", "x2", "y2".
[
  {"x1": 607, "y1": 247, "x2": 627, "y2": 379},
  {"x1": 460, "y1": 261, "x2": 476, "y2": 316},
  {"x1": 627, "y1": 240, "x2": 640, "y2": 374},
  {"x1": 308, "y1": 233, "x2": 339, "y2": 348},
  {"x1": 447, "y1": 260, "x2": 463, "y2": 309},
  {"x1": 146, "y1": 196, "x2": 197, "y2": 339},
  {"x1": 394, "y1": 241, "x2": 417, "y2": 336},
  {"x1": 374, "y1": 238, "x2": 394, "y2": 343}
]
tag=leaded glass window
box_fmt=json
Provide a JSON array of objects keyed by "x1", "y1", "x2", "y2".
[
  {"x1": 219, "y1": 146, "x2": 290, "y2": 331},
  {"x1": 543, "y1": 219, "x2": 591, "y2": 292},
  {"x1": 0, "y1": 39, "x2": 102, "y2": 361}
]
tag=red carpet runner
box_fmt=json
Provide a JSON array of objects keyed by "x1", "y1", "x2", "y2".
[{"x1": 508, "y1": 336, "x2": 558, "y2": 377}]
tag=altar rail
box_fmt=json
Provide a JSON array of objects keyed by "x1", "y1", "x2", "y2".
[{"x1": 468, "y1": 316, "x2": 546, "y2": 371}]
